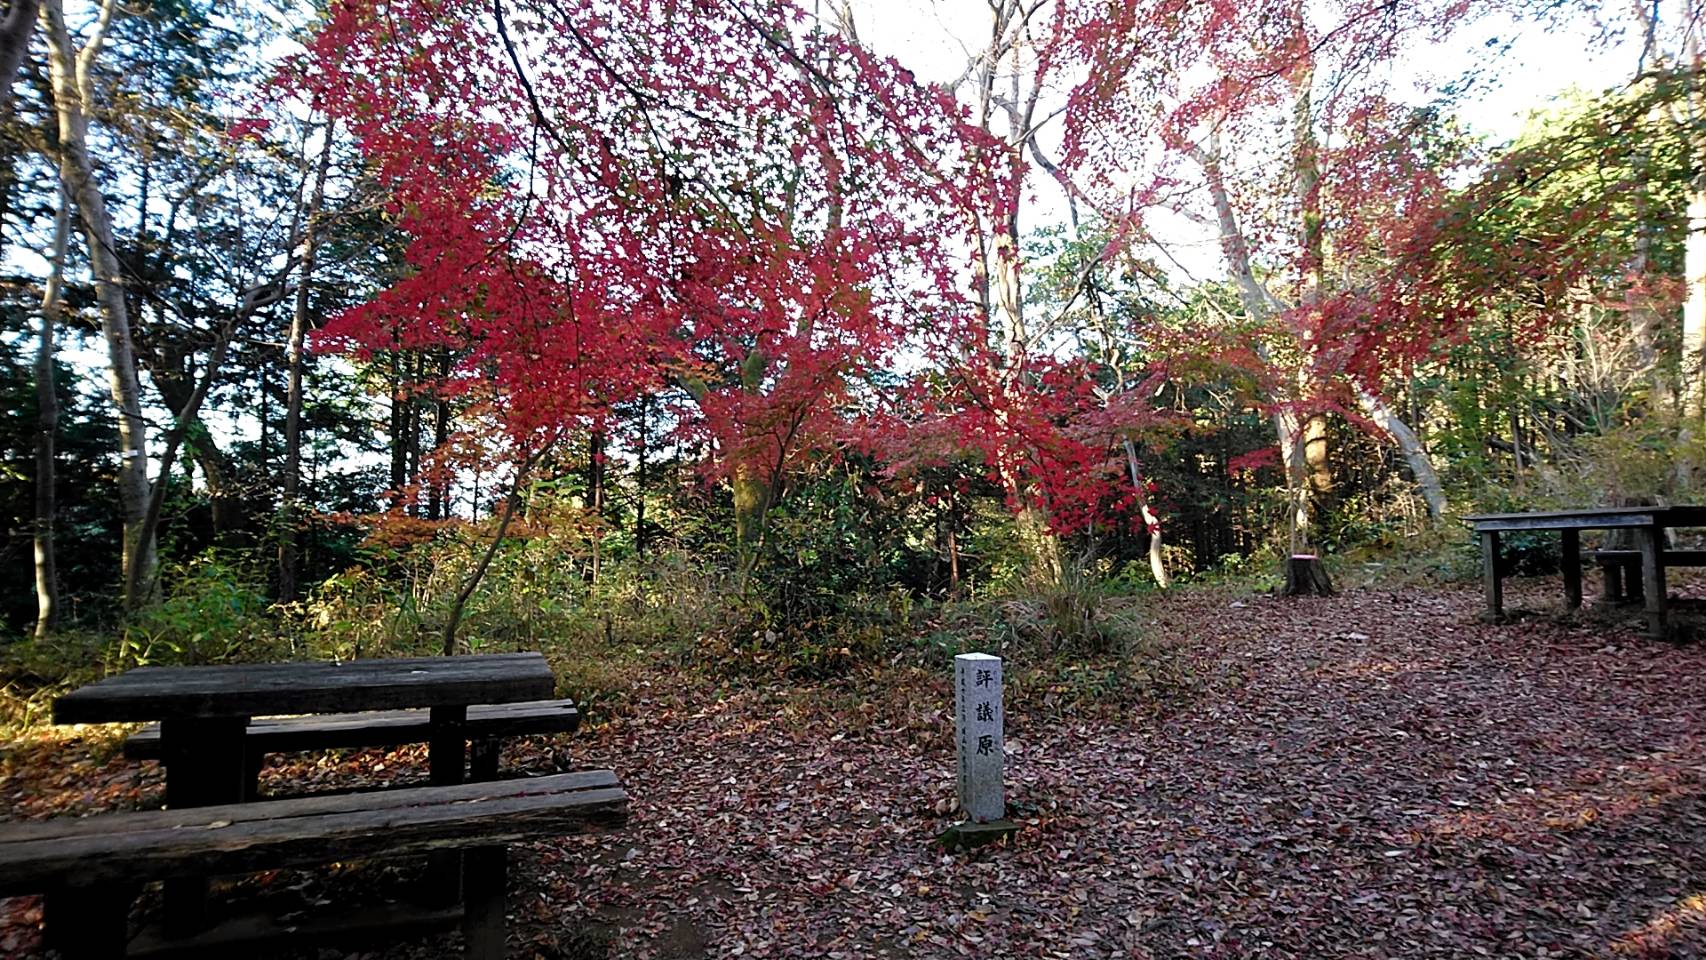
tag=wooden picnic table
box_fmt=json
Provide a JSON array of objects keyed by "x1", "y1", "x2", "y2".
[
  {"x1": 53, "y1": 652, "x2": 557, "y2": 807},
  {"x1": 1466, "y1": 505, "x2": 1706, "y2": 639},
  {"x1": 51, "y1": 652, "x2": 558, "y2": 936}
]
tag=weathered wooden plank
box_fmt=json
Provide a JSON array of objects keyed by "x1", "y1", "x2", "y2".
[
  {"x1": 125, "y1": 700, "x2": 581, "y2": 761},
  {"x1": 1466, "y1": 505, "x2": 1706, "y2": 532},
  {"x1": 0, "y1": 773, "x2": 626, "y2": 895},
  {"x1": 55, "y1": 653, "x2": 556, "y2": 724},
  {"x1": 1465, "y1": 505, "x2": 1706, "y2": 523},
  {"x1": 1469, "y1": 513, "x2": 1660, "y2": 532},
  {"x1": 0, "y1": 770, "x2": 620, "y2": 844}
]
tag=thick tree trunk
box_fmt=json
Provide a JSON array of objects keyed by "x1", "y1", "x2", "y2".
[
  {"x1": 731, "y1": 461, "x2": 768, "y2": 560},
  {"x1": 1275, "y1": 407, "x2": 1311, "y2": 553},
  {"x1": 33, "y1": 183, "x2": 67, "y2": 637},
  {"x1": 1289, "y1": 51, "x2": 1329, "y2": 547},
  {"x1": 1680, "y1": 187, "x2": 1706, "y2": 422},
  {"x1": 1197, "y1": 138, "x2": 1317, "y2": 551},
  {"x1": 1303, "y1": 414, "x2": 1331, "y2": 502},
  {"x1": 1357, "y1": 386, "x2": 1448, "y2": 520},
  {"x1": 1678, "y1": 184, "x2": 1706, "y2": 488},
  {"x1": 280, "y1": 127, "x2": 334, "y2": 602},
  {"x1": 1282, "y1": 553, "x2": 1334, "y2": 596},
  {"x1": 43, "y1": 0, "x2": 155, "y2": 609}
]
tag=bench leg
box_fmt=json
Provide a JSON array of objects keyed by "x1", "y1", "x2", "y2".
[
  {"x1": 462, "y1": 846, "x2": 508, "y2": 960},
  {"x1": 1625, "y1": 558, "x2": 1646, "y2": 601},
  {"x1": 243, "y1": 750, "x2": 265, "y2": 801},
  {"x1": 1600, "y1": 560, "x2": 1623, "y2": 603},
  {"x1": 470, "y1": 738, "x2": 501, "y2": 782},
  {"x1": 45, "y1": 882, "x2": 131, "y2": 959},
  {"x1": 1562, "y1": 529, "x2": 1582, "y2": 610},
  {"x1": 160, "y1": 716, "x2": 249, "y2": 937},
  {"x1": 1480, "y1": 531, "x2": 1503, "y2": 620},
  {"x1": 1638, "y1": 525, "x2": 1669, "y2": 640},
  {"x1": 426, "y1": 706, "x2": 468, "y2": 907}
]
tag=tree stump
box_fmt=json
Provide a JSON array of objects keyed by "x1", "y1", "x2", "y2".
[{"x1": 1282, "y1": 553, "x2": 1335, "y2": 596}]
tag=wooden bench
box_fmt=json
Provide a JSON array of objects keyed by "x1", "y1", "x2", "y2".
[
  {"x1": 123, "y1": 699, "x2": 580, "y2": 794},
  {"x1": 1592, "y1": 549, "x2": 1706, "y2": 603},
  {"x1": 0, "y1": 769, "x2": 626, "y2": 959}
]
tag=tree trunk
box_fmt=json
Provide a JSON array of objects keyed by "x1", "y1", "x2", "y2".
[
  {"x1": 587, "y1": 429, "x2": 605, "y2": 585},
  {"x1": 945, "y1": 511, "x2": 961, "y2": 595},
  {"x1": 280, "y1": 126, "x2": 334, "y2": 602},
  {"x1": 43, "y1": 0, "x2": 155, "y2": 609},
  {"x1": 1123, "y1": 440, "x2": 1170, "y2": 589},
  {"x1": 33, "y1": 183, "x2": 67, "y2": 637},
  {"x1": 0, "y1": 0, "x2": 39, "y2": 121},
  {"x1": 443, "y1": 443, "x2": 550, "y2": 656},
  {"x1": 1357, "y1": 386, "x2": 1448, "y2": 520},
  {"x1": 1303, "y1": 413, "x2": 1331, "y2": 501},
  {"x1": 1679, "y1": 185, "x2": 1706, "y2": 423},
  {"x1": 1289, "y1": 48, "x2": 1329, "y2": 547},
  {"x1": 127, "y1": 318, "x2": 249, "y2": 607},
  {"x1": 1282, "y1": 553, "x2": 1334, "y2": 596},
  {"x1": 1275, "y1": 406, "x2": 1311, "y2": 553},
  {"x1": 634, "y1": 396, "x2": 648, "y2": 558},
  {"x1": 732, "y1": 460, "x2": 768, "y2": 568},
  {"x1": 429, "y1": 351, "x2": 452, "y2": 519},
  {"x1": 149, "y1": 359, "x2": 242, "y2": 540}
]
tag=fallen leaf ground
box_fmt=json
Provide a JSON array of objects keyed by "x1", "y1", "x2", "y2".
[{"x1": 5, "y1": 577, "x2": 1706, "y2": 959}]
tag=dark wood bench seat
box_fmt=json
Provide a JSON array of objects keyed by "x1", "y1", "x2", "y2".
[
  {"x1": 1590, "y1": 549, "x2": 1706, "y2": 604},
  {"x1": 0, "y1": 769, "x2": 626, "y2": 958},
  {"x1": 1590, "y1": 548, "x2": 1706, "y2": 565},
  {"x1": 123, "y1": 699, "x2": 580, "y2": 785}
]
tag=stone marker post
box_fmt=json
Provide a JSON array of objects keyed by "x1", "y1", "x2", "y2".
[{"x1": 942, "y1": 652, "x2": 1017, "y2": 849}]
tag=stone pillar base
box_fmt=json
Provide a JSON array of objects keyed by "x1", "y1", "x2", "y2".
[{"x1": 937, "y1": 819, "x2": 1018, "y2": 851}]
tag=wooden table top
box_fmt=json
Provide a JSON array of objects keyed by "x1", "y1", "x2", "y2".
[
  {"x1": 52, "y1": 653, "x2": 556, "y2": 725},
  {"x1": 1464, "y1": 505, "x2": 1706, "y2": 531}
]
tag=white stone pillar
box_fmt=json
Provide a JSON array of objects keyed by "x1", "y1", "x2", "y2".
[{"x1": 954, "y1": 652, "x2": 1004, "y2": 823}]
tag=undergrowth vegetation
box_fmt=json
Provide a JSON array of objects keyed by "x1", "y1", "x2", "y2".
[{"x1": 9, "y1": 408, "x2": 1706, "y2": 740}]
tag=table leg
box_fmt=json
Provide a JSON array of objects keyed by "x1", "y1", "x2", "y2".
[
  {"x1": 43, "y1": 881, "x2": 131, "y2": 958},
  {"x1": 430, "y1": 705, "x2": 467, "y2": 786},
  {"x1": 1480, "y1": 531, "x2": 1503, "y2": 621},
  {"x1": 1561, "y1": 528, "x2": 1582, "y2": 610},
  {"x1": 470, "y1": 738, "x2": 501, "y2": 781},
  {"x1": 1637, "y1": 525, "x2": 1669, "y2": 640},
  {"x1": 160, "y1": 716, "x2": 249, "y2": 937},
  {"x1": 462, "y1": 846, "x2": 508, "y2": 959},
  {"x1": 161, "y1": 716, "x2": 250, "y2": 807},
  {"x1": 426, "y1": 706, "x2": 468, "y2": 907}
]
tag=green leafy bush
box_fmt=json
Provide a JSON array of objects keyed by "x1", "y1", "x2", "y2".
[{"x1": 114, "y1": 554, "x2": 279, "y2": 668}]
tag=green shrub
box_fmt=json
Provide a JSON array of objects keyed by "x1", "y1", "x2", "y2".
[{"x1": 114, "y1": 554, "x2": 279, "y2": 668}]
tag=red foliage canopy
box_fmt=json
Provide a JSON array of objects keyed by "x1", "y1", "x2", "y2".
[{"x1": 297, "y1": 0, "x2": 1002, "y2": 472}]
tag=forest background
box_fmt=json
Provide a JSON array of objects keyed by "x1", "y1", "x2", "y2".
[{"x1": 0, "y1": 0, "x2": 1698, "y2": 721}]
